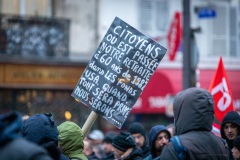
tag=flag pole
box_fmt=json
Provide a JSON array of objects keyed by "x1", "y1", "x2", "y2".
[{"x1": 82, "y1": 111, "x2": 98, "y2": 138}]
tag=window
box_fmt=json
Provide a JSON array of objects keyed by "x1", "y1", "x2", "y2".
[
  {"x1": 194, "y1": 1, "x2": 239, "y2": 58},
  {"x1": 137, "y1": 0, "x2": 169, "y2": 38}
]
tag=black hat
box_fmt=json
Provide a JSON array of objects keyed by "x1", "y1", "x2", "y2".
[
  {"x1": 220, "y1": 111, "x2": 240, "y2": 139},
  {"x1": 233, "y1": 136, "x2": 240, "y2": 150},
  {"x1": 103, "y1": 131, "x2": 116, "y2": 144},
  {"x1": 112, "y1": 132, "x2": 136, "y2": 152},
  {"x1": 128, "y1": 122, "x2": 146, "y2": 138}
]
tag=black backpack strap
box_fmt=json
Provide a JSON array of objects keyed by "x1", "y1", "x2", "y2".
[{"x1": 171, "y1": 136, "x2": 188, "y2": 160}]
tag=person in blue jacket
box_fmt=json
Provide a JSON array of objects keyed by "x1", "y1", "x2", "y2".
[
  {"x1": 145, "y1": 125, "x2": 171, "y2": 160},
  {"x1": 0, "y1": 111, "x2": 52, "y2": 160}
]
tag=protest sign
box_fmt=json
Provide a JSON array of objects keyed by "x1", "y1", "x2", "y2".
[{"x1": 72, "y1": 17, "x2": 167, "y2": 129}]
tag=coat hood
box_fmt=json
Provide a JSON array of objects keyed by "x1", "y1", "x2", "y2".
[
  {"x1": 57, "y1": 121, "x2": 87, "y2": 160},
  {"x1": 0, "y1": 112, "x2": 22, "y2": 146},
  {"x1": 174, "y1": 87, "x2": 214, "y2": 135},
  {"x1": 148, "y1": 125, "x2": 171, "y2": 158},
  {"x1": 21, "y1": 113, "x2": 58, "y2": 146}
]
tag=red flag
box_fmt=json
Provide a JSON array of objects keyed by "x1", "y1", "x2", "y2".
[
  {"x1": 167, "y1": 12, "x2": 182, "y2": 61},
  {"x1": 209, "y1": 57, "x2": 234, "y2": 123}
]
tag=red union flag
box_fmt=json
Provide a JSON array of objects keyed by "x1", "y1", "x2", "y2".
[
  {"x1": 167, "y1": 12, "x2": 182, "y2": 61},
  {"x1": 209, "y1": 57, "x2": 234, "y2": 123}
]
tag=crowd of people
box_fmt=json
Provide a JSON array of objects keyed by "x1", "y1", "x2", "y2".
[{"x1": 1, "y1": 87, "x2": 240, "y2": 160}]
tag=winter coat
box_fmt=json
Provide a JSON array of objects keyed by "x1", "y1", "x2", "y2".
[
  {"x1": 141, "y1": 141, "x2": 151, "y2": 159},
  {"x1": 145, "y1": 125, "x2": 171, "y2": 159},
  {"x1": 160, "y1": 87, "x2": 228, "y2": 160},
  {"x1": 220, "y1": 111, "x2": 240, "y2": 160},
  {"x1": 0, "y1": 111, "x2": 52, "y2": 160},
  {"x1": 0, "y1": 138, "x2": 53, "y2": 160},
  {"x1": 87, "y1": 152, "x2": 99, "y2": 160},
  {"x1": 124, "y1": 147, "x2": 143, "y2": 160},
  {"x1": 21, "y1": 113, "x2": 69, "y2": 160},
  {"x1": 57, "y1": 121, "x2": 87, "y2": 160},
  {"x1": 101, "y1": 151, "x2": 114, "y2": 160}
]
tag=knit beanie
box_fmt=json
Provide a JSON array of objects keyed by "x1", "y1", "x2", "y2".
[
  {"x1": 112, "y1": 132, "x2": 136, "y2": 152},
  {"x1": 21, "y1": 113, "x2": 58, "y2": 146},
  {"x1": 128, "y1": 122, "x2": 146, "y2": 138},
  {"x1": 233, "y1": 136, "x2": 240, "y2": 151},
  {"x1": 220, "y1": 111, "x2": 240, "y2": 140}
]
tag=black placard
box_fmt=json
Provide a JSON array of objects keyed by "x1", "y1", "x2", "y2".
[{"x1": 72, "y1": 17, "x2": 167, "y2": 128}]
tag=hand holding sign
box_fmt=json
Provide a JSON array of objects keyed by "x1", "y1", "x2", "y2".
[{"x1": 72, "y1": 17, "x2": 167, "y2": 130}]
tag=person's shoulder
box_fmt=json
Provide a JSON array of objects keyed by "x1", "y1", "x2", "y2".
[
  {"x1": 0, "y1": 138, "x2": 52, "y2": 160},
  {"x1": 14, "y1": 138, "x2": 46, "y2": 151}
]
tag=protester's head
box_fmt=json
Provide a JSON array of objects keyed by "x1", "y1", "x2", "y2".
[
  {"x1": 221, "y1": 111, "x2": 240, "y2": 141},
  {"x1": 148, "y1": 125, "x2": 171, "y2": 158},
  {"x1": 21, "y1": 113, "x2": 60, "y2": 160},
  {"x1": 21, "y1": 113, "x2": 58, "y2": 146},
  {"x1": 87, "y1": 129, "x2": 104, "y2": 145},
  {"x1": 112, "y1": 131, "x2": 136, "y2": 159},
  {"x1": 232, "y1": 136, "x2": 240, "y2": 159},
  {"x1": 173, "y1": 87, "x2": 214, "y2": 135},
  {"x1": 102, "y1": 131, "x2": 116, "y2": 154},
  {"x1": 128, "y1": 122, "x2": 146, "y2": 147},
  {"x1": 83, "y1": 140, "x2": 94, "y2": 156},
  {"x1": 58, "y1": 121, "x2": 87, "y2": 160}
]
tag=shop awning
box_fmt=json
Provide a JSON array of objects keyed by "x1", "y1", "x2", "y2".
[
  {"x1": 131, "y1": 68, "x2": 182, "y2": 114},
  {"x1": 131, "y1": 68, "x2": 240, "y2": 114}
]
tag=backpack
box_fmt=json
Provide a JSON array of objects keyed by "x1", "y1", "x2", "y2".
[{"x1": 170, "y1": 136, "x2": 188, "y2": 160}]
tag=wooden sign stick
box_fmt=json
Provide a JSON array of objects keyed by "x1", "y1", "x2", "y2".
[{"x1": 82, "y1": 111, "x2": 98, "y2": 138}]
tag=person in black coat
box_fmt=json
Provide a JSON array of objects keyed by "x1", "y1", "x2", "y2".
[
  {"x1": 128, "y1": 122, "x2": 151, "y2": 159},
  {"x1": 160, "y1": 87, "x2": 228, "y2": 160},
  {"x1": 221, "y1": 111, "x2": 240, "y2": 160},
  {"x1": 112, "y1": 131, "x2": 143, "y2": 160},
  {"x1": 102, "y1": 131, "x2": 116, "y2": 160}
]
